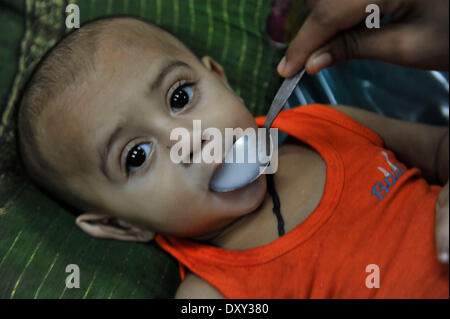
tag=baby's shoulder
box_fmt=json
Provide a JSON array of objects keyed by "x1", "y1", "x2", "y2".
[{"x1": 174, "y1": 272, "x2": 225, "y2": 299}]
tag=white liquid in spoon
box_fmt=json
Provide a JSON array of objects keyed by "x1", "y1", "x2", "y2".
[{"x1": 209, "y1": 131, "x2": 273, "y2": 192}]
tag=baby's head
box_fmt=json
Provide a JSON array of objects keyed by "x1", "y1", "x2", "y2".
[{"x1": 18, "y1": 16, "x2": 267, "y2": 241}]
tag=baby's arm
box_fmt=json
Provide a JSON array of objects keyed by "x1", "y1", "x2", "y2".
[
  {"x1": 330, "y1": 105, "x2": 448, "y2": 185},
  {"x1": 330, "y1": 104, "x2": 449, "y2": 262}
]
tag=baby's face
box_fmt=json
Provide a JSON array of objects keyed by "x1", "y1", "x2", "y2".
[{"x1": 38, "y1": 22, "x2": 266, "y2": 238}]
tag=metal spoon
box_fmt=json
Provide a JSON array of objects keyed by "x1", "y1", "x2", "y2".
[{"x1": 209, "y1": 69, "x2": 306, "y2": 192}]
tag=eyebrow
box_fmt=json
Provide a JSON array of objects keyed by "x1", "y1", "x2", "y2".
[
  {"x1": 150, "y1": 60, "x2": 190, "y2": 92},
  {"x1": 99, "y1": 60, "x2": 190, "y2": 180}
]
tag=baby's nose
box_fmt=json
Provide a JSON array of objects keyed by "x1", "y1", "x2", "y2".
[{"x1": 165, "y1": 130, "x2": 213, "y2": 164}]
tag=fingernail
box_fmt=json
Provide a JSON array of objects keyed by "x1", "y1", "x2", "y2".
[
  {"x1": 312, "y1": 52, "x2": 333, "y2": 72},
  {"x1": 438, "y1": 252, "x2": 449, "y2": 263},
  {"x1": 277, "y1": 56, "x2": 286, "y2": 76}
]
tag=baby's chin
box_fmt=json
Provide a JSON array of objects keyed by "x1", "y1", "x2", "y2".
[
  {"x1": 157, "y1": 175, "x2": 267, "y2": 239},
  {"x1": 209, "y1": 174, "x2": 267, "y2": 216},
  {"x1": 211, "y1": 175, "x2": 267, "y2": 205},
  {"x1": 192, "y1": 178, "x2": 267, "y2": 241}
]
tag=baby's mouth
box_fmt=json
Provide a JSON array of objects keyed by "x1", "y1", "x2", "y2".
[
  {"x1": 178, "y1": 129, "x2": 253, "y2": 191},
  {"x1": 207, "y1": 136, "x2": 238, "y2": 190},
  {"x1": 208, "y1": 129, "x2": 269, "y2": 193}
]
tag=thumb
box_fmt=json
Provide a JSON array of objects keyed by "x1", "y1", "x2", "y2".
[{"x1": 304, "y1": 24, "x2": 415, "y2": 74}]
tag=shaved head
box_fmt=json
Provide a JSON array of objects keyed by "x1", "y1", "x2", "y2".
[{"x1": 17, "y1": 16, "x2": 197, "y2": 210}]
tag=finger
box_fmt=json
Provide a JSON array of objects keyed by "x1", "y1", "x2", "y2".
[
  {"x1": 278, "y1": 0, "x2": 382, "y2": 77},
  {"x1": 304, "y1": 24, "x2": 419, "y2": 74},
  {"x1": 435, "y1": 212, "x2": 449, "y2": 264},
  {"x1": 435, "y1": 183, "x2": 449, "y2": 263}
]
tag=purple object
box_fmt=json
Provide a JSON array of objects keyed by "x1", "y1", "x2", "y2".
[{"x1": 267, "y1": 0, "x2": 294, "y2": 44}]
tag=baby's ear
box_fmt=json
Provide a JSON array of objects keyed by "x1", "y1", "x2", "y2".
[
  {"x1": 75, "y1": 213, "x2": 154, "y2": 242},
  {"x1": 201, "y1": 56, "x2": 231, "y2": 88}
]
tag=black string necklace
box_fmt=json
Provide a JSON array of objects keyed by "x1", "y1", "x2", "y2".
[{"x1": 266, "y1": 173, "x2": 285, "y2": 237}]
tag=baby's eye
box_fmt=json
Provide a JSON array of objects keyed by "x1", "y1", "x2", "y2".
[
  {"x1": 126, "y1": 143, "x2": 152, "y2": 172},
  {"x1": 170, "y1": 84, "x2": 194, "y2": 112}
]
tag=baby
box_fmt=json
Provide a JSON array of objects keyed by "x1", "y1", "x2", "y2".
[{"x1": 17, "y1": 16, "x2": 448, "y2": 298}]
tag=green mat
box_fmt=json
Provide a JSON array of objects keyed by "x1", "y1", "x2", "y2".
[{"x1": 0, "y1": 0, "x2": 287, "y2": 298}]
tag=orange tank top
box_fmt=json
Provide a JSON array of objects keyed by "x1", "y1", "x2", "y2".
[{"x1": 155, "y1": 104, "x2": 449, "y2": 298}]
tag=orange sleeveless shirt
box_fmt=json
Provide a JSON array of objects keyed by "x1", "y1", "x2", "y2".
[{"x1": 155, "y1": 104, "x2": 449, "y2": 298}]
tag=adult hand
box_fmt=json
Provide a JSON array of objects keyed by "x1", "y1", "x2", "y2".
[
  {"x1": 277, "y1": 0, "x2": 449, "y2": 77},
  {"x1": 435, "y1": 180, "x2": 449, "y2": 264}
]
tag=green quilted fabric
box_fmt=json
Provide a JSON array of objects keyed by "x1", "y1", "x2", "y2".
[{"x1": 0, "y1": 0, "x2": 287, "y2": 298}]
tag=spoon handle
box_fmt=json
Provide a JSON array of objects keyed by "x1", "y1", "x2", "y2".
[{"x1": 264, "y1": 69, "x2": 306, "y2": 129}]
